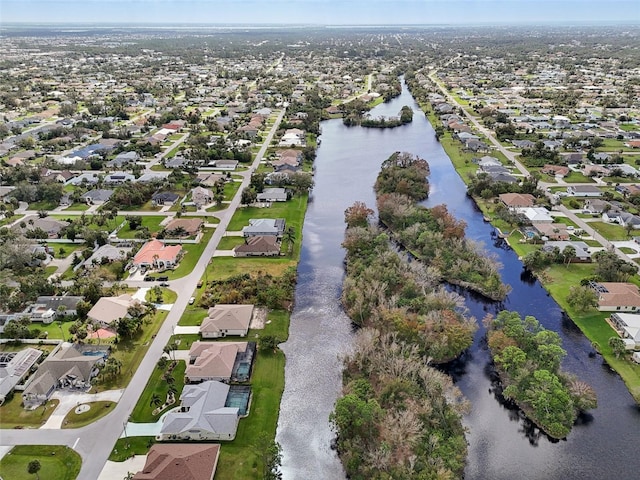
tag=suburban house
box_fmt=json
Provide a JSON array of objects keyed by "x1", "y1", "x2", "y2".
[
  {"x1": 499, "y1": 193, "x2": 535, "y2": 209},
  {"x1": 541, "y1": 165, "x2": 570, "y2": 177},
  {"x1": 85, "y1": 244, "x2": 130, "y2": 267},
  {"x1": 104, "y1": 172, "x2": 136, "y2": 185},
  {"x1": 133, "y1": 239, "x2": 182, "y2": 270},
  {"x1": 151, "y1": 191, "x2": 180, "y2": 206},
  {"x1": 200, "y1": 304, "x2": 253, "y2": 338},
  {"x1": 609, "y1": 313, "x2": 640, "y2": 349},
  {"x1": 567, "y1": 185, "x2": 602, "y2": 197},
  {"x1": 185, "y1": 341, "x2": 252, "y2": 384},
  {"x1": 604, "y1": 210, "x2": 640, "y2": 229},
  {"x1": 163, "y1": 218, "x2": 203, "y2": 237},
  {"x1": 209, "y1": 160, "x2": 238, "y2": 171},
  {"x1": 543, "y1": 241, "x2": 592, "y2": 262},
  {"x1": 81, "y1": 189, "x2": 114, "y2": 205},
  {"x1": 12, "y1": 216, "x2": 69, "y2": 239},
  {"x1": 532, "y1": 223, "x2": 570, "y2": 241},
  {"x1": 233, "y1": 236, "x2": 280, "y2": 257},
  {"x1": 191, "y1": 186, "x2": 214, "y2": 208},
  {"x1": 516, "y1": 207, "x2": 554, "y2": 224},
  {"x1": 278, "y1": 128, "x2": 306, "y2": 147},
  {"x1": 87, "y1": 294, "x2": 140, "y2": 327},
  {"x1": 196, "y1": 172, "x2": 226, "y2": 187},
  {"x1": 22, "y1": 343, "x2": 109, "y2": 408},
  {"x1": 157, "y1": 380, "x2": 240, "y2": 441},
  {"x1": 583, "y1": 199, "x2": 613, "y2": 214},
  {"x1": 133, "y1": 444, "x2": 220, "y2": 480},
  {"x1": 591, "y1": 282, "x2": 640, "y2": 312},
  {"x1": 22, "y1": 295, "x2": 83, "y2": 323},
  {"x1": 107, "y1": 151, "x2": 139, "y2": 168},
  {"x1": 241, "y1": 218, "x2": 286, "y2": 238},
  {"x1": 256, "y1": 187, "x2": 288, "y2": 202},
  {"x1": 0, "y1": 348, "x2": 43, "y2": 405}
]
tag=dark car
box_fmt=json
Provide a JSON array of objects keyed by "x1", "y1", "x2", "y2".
[
  {"x1": 144, "y1": 276, "x2": 155, "y2": 282},
  {"x1": 157, "y1": 276, "x2": 169, "y2": 281},
  {"x1": 159, "y1": 282, "x2": 170, "y2": 287}
]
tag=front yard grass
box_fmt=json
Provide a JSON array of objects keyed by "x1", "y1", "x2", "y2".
[
  {"x1": 117, "y1": 216, "x2": 166, "y2": 238},
  {"x1": 61, "y1": 401, "x2": 115, "y2": 429},
  {"x1": 165, "y1": 228, "x2": 213, "y2": 280},
  {"x1": 109, "y1": 436, "x2": 155, "y2": 462},
  {"x1": 589, "y1": 221, "x2": 629, "y2": 241},
  {"x1": 216, "y1": 236, "x2": 245, "y2": 250},
  {"x1": 0, "y1": 445, "x2": 81, "y2": 480},
  {"x1": 97, "y1": 310, "x2": 169, "y2": 391},
  {"x1": 0, "y1": 396, "x2": 59, "y2": 429},
  {"x1": 130, "y1": 360, "x2": 186, "y2": 423}
]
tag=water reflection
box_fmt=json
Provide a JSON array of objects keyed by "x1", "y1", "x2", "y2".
[{"x1": 277, "y1": 78, "x2": 640, "y2": 480}]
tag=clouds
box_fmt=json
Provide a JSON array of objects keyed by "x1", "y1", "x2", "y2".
[{"x1": 2, "y1": 1, "x2": 638, "y2": 24}]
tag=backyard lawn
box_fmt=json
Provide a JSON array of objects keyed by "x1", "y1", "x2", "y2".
[
  {"x1": 0, "y1": 445, "x2": 81, "y2": 480},
  {"x1": 117, "y1": 216, "x2": 166, "y2": 238}
]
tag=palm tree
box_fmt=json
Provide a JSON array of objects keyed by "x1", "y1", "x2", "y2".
[
  {"x1": 150, "y1": 393, "x2": 162, "y2": 409},
  {"x1": 283, "y1": 227, "x2": 295, "y2": 255}
]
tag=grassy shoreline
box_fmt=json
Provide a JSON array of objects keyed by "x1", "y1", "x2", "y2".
[{"x1": 416, "y1": 93, "x2": 640, "y2": 403}]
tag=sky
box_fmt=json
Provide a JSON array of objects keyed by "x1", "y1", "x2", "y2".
[{"x1": 1, "y1": 0, "x2": 639, "y2": 25}]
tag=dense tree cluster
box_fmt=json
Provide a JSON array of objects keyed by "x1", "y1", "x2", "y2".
[
  {"x1": 199, "y1": 268, "x2": 297, "y2": 310},
  {"x1": 331, "y1": 328, "x2": 468, "y2": 480},
  {"x1": 487, "y1": 311, "x2": 597, "y2": 439},
  {"x1": 374, "y1": 153, "x2": 509, "y2": 300}
]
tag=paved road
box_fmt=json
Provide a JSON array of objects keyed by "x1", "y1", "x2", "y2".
[{"x1": 0, "y1": 108, "x2": 286, "y2": 479}]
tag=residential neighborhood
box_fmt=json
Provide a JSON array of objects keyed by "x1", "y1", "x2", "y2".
[{"x1": 0, "y1": 17, "x2": 639, "y2": 480}]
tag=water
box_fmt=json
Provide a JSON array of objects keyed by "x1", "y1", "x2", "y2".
[{"x1": 276, "y1": 80, "x2": 640, "y2": 479}]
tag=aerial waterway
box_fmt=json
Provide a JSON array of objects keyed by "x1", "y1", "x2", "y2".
[{"x1": 276, "y1": 79, "x2": 640, "y2": 479}]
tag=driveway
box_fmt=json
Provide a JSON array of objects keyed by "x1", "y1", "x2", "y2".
[
  {"x1": 98, "y1": 456, "x2": 147, "y2": 480},
  {"x1": 42, "y1": 389, "x2": 124, "y2": 429},
  {"x1": 173, "y1": 326, "x2": 199, "y2": 335}
]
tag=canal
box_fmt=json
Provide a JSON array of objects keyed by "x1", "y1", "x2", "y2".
[{"x1": 276, "y1": 80, "x2": 640, "y2": 479}]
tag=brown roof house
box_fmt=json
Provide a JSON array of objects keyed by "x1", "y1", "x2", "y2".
[
  {"x1": 592, "y1": 282, "x2": 640, "y2": 312},
  {"x1": 532, "y1": 223, "x2": 570, "y2": 241},
  {"x1": 200, "y1": 304, "x2": 253, "y2": 339},
  {"x1": 233, "y1": 236, "x2": 280, "y2": 257},
  {"x1": 133, "y1": 444, "x2": 220, "y2": 480},
  {"x1": 499, "y1": 193, "x2": 535, "y2": 209},
  {"x1": 88, "y1": 294, "x2": 140, "y2": 327},
  {"x1": 185, "y1": 341, "x2": 251, "y2": 384},
  {"x1": 163, "y1": 218, "x2": 203, "y2": 237}
]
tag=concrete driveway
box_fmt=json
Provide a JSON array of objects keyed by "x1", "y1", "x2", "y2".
[
  {"x1": 42, "y1": 389, "x2": 124, "y2": 429},
  {"x1": 98, "y1": 456, "x2": 147, "y2": 480}
]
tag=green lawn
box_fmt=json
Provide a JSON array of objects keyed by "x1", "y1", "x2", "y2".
[
  {"x1": 165, "y1": 228, "x2": 213, "y2": 280},
  {"x1": 0, "y1": 396, "x2": 59, "y2": 429},
  {"x1": 589, "y1": 221, "x2": 630, "y2": 241},
  {"x1": 217, "y1": 347, "x2": 287, "y2": 479},
  {"x1": 109, "y1": 437, "x2": 155, "y2": 462},
  {"x1": 61, "y1": 401, "x2": 115, "y2": 429},
  {"x1": 97, "y1": 310, "x2": 169, "y2": 391},
  {"x1": 117, "y1": 216, "x2": 166, "y2": 238},
  {"x1": 0, "y1": 445, "x2": 81, "y2": 480},
  {"x1": 216, "y1": 236, "x2": 245, "y2": 250},
  {"x1": 130, "y1": 360, "x2": 186, "y2": 423},
  {"x1": 169, "y1": 333, "x2": 201, "y2": 349},
  {"x1": 64, "y1": 202, "x2": 91, "y2": 211},
  {"x1": 145, "y1": 286, "x2": 178, "y2": 304}
]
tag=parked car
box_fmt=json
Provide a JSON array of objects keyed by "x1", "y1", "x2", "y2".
[
  {"x1": 144, "y1": 276, "x2": 155, "y2": 282},
  {"x1": 197, "y1": 280, "x2": 204, "y2": 288},
  {"x1": 157, "y1": 276, "x2": 169, "y2": 281},
  {"x1": 159, "y1": 282, "x2": 170, "y2": 287},
  {"x1": 189, "y1": 296, "x2": 196, "y2": 304}
]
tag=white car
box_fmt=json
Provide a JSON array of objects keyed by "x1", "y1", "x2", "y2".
[{"x1": 189, "y1": 297, "x2": 196, "y2": 304}]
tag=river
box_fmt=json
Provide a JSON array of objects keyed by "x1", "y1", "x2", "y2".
[{"x1": 276, "y1": 80, "x2": 640, "y2": 480}]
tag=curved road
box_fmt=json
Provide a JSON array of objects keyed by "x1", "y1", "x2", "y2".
[{"x1": 0, "y1": 108, "x2": 286, "y2": 479}]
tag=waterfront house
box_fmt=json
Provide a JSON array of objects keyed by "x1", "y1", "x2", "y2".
[
  {"x1": 200, "y1": 304, "x2": 253, "y2": 339},
  {"x1": 499, "y1": 193, "x2": 535, "y2": 209},
  {"x1": 233, "y1": 236, "x2": 280, "y2": 257},
  {"x1": 609, "y1": 313, "x2": 640, "y2": 349},
  {"x1": 241, "y1": 218, "x2": 286, "y2": 238},
  {"x1": 591, "y1": 282, "x2": 640, "y2": 312},
  {"x1": 185, "y1": 341, "x2": 251, "y2": 384},
  {"x1": 133, "y1": 444, "x2": 220, "y2": 480},
  {"x1": 157, "y1": 381, "x2": 240, "y2": 441}
]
